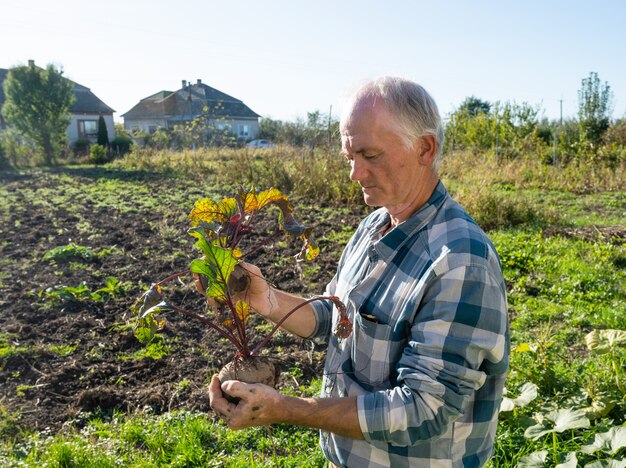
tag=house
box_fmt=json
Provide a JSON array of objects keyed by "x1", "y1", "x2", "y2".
[
  {"x1": 122, "y1": 79, "x2": 260, "y2": 141},
  {"x1": 0, "y1": 60, "x2": 115, "y2": 144}
]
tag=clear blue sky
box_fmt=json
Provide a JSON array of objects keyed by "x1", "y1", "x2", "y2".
[{"x1": 1, "y1": 0, "x2": 624, "y2": 123}]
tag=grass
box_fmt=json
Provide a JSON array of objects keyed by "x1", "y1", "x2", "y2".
[
  {"x1": 0, "y1": 411, "x2": 326, "y2": 467},
  {"x1": 1, "y1": 147, "x2": 625, "y2": 466}
]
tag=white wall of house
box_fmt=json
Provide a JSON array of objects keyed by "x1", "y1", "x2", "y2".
[
  {"x1": 221, "y1": 119, "x2": 259, "y2": 140},
  {"x1": 68, "y1": 113, "x2": 114, "y2": 144},
  {"x1": 124, "y1": 117, "x2": 259, "y2": 140},
  {"x1": 123, "y1": 118, "x2": 168, "y2": 134}
]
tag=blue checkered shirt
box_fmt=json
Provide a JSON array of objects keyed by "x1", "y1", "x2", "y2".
[{"x1": 309, "y1": 181, "x2": 509, "y2": 467}]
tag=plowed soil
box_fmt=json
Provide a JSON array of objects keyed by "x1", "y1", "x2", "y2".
[{"x1": 0, "y1": 168, "x2": 366, "y2": 433}]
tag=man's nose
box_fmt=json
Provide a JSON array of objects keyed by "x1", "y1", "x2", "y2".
[{"x1": 349, "y1": 158, "x2": 366, "y2": 182}]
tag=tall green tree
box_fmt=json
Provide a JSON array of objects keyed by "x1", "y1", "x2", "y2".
[
  {"x1": 1, "y1": 63, "x2": 75, "y2": 165},
  {"x1": 97, "y1": 115, "x2": 109, "y2": 147},
  {"x1": 458, "y1": 96, "x2": 491, "y2": 117},
  {"x1": 578, "y1": 72, "x2": 613, "y2": 148}
]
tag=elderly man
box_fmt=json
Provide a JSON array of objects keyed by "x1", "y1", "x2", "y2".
[{"x1": 209, "y1": 77, "x2": 509, "y2": 467}]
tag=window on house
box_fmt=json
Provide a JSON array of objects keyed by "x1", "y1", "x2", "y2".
[
  {"x1": 78, "y1": 120, "x2": 98, "y2": 138},
  {"x1": 148, "y1": 126, "x2": 158, "y2": 134},
  {"x1": 238, "y1": 124, "x2": 249, "y2": 137}
]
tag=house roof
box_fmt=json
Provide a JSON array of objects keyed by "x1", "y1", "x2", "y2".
[
  {"x1": 121, "y1": 81, "x2": 260, "y2": 121},
  {"x1": 70, "y1": 82, "x2": 115, "y2": 114},
  {"x1": 0, "y1": 66, "x2": 114, "y2": 115}
]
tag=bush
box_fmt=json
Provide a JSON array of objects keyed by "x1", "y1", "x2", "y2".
[
  {"x1": 89, "y1": 144, "x2": 108, "y2": 165},
  {"x1": 73, "y1": 138, "x2": 91, "y2": 156},
  {"x1": 110, "y1": 136, "x2": 133, "y2": 156},
  {"x1": 452, "y1": 186, "x2": 558, "y2": 231},
  {"x1": 0, "y1": 128, "x2": 38, "y2": 167}
]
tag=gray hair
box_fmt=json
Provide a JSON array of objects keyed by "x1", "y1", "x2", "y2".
[{"x1": 342, "y1": 76, "x2": 444, "y2": 170}]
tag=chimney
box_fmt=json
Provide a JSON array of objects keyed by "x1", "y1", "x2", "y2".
[
  {"x1": 197, "y1": 79, "x2": 202, "y2": 85},
  {"x1": 28, "y1": 59, "x2": 35, "y2": 67},
  {"x1": 182, "y1": 79, "x2": 187, "y2": 88}
]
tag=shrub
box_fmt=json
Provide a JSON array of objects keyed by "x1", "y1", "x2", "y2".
[
  {"x1": 73, "y1": 138, "x2": 91, "y2": 156},
  {"x1": 110, "y1": 136, "x2": 133, "y2": 156},
  {"x1": 89, "y1": 144, "x2": 108, "y2": 165},
  {"x1": 0, "y1": 128, "x2": 39, "y2": 167},
  {"x1": 452, "y1": 186, "x2": 556, "y2": 231},
  {"x1": 97, "y1": 115, "x2": 109, "y2": 147}
]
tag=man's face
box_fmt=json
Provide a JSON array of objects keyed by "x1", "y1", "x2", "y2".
[{"x1": 340, "y1": 97, "x2": 433, "y2": 216}]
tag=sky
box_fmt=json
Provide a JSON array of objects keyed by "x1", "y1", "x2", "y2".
[{"x1": 1, "y1": 0, "x2": 625, "y2": 124}]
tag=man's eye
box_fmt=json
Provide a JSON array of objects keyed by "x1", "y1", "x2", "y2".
[{"x1": 363, "y1": 151, "x2": 382, "y2": 159}]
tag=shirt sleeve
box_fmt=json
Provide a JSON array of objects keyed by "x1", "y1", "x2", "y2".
[
  {"x1": 307, "y1": 273, "x2": 338, "y2": 340},
  {"x1": 357, "y1": 264, "x2": 509, "y2": 446}
]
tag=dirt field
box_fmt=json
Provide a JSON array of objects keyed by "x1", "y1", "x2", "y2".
[{"x1": 0, "y1": 169, "x2": 366, "y2": 432}]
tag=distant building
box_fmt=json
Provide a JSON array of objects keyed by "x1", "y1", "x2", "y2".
[
  {"x1": 0, "y1": 60, "x2": 115, "y2": 144},
  {"x1": 122, "y1": 79, "x2": 260, "y2": 141}
]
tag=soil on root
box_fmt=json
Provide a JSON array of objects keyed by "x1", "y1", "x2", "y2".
[{"x1": 0, "y1": 169, "x2": 367, "y2": 433}]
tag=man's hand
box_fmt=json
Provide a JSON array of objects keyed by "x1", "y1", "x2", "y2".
[{"x1": 208, "y1": 374, "x2": 282, "y2": 430}]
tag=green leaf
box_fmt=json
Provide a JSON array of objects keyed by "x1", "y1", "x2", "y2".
[
  {"x1": 500, "y1": 382, "x2": 538, "y2": 412},
  {"x1": 556, "y1": 452, "x2": 578, "y2": 468},
  {"x1": 581, "y1": 426, "x2": 626, "y2": 456},
  {"x1": 583, "y1": 395, "x2": 616, "y2": 421},
  {"x1": 514, "y1": 342, "x2": 537, "y2": 353},
  {"x1": 516, "y1": 450, "x2": 548, "y2": 467},
  {"x1": 584, "y1": 460, "x2": 626, "y2": 468},
  {"x1": 548, "y1": 408, "x2": 590, "y2": 433},
  {"x1": 188, "y1": 228, "x2": 213, "y2": 256},
  {"x1": 134, "y1": 315, "x2": 163, "y2": 344},
  {"x1": 585, "y1": 329, "x2": 626, "y2": 355},
  {"x1": 189, "y1": 245, "x2": 238, "y2": 299},
  {"x1": 524, "y1": 423, "x2": 553, "y2": 441},
  {"x1": 525, "y1": 409, "x2": 590, "y2": 440}
]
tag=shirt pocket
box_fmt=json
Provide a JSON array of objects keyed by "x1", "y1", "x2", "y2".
[{"x1": 351, "y1": 312, "x2": 394, "y2": 387}]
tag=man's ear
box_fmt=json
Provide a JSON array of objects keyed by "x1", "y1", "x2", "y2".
[{"x1": 417, "y1": 134, "x2": 437, "y2": 166}]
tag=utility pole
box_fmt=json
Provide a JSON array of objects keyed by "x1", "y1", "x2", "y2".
[
  {"x1": 494, "y1": 111, "x2": 499, "y2": 160},
  {"x1": 327, "y1": 105, "x2": 332, "y2": 149},
  {"x1": 554, "y1": 98, "x2": 563, "y2": 167}
]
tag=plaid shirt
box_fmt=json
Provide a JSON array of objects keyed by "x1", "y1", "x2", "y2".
[{"x1": 309, "y1": 181, "x2": 509, "y2": 468}]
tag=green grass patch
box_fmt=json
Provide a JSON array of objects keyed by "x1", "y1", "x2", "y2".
[{"x1": 0, "y1": 411, "x2": 326, "y2": 467}]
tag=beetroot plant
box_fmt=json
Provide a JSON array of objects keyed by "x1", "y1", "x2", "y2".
[{"x1": 133, "y1": 187, "x2": 351, "y2": 389}]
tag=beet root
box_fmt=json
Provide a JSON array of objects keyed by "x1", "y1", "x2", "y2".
[{"x1": 217, "y1": 356, "x2": 276, "y2": 403}]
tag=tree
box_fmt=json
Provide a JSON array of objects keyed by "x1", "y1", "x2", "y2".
[
  {"x1": 97, "y1": 115, "x2": 109, "y2": 147},
  {"x1": 578, "y1": 72, "x2": 613, "y2": 148},
  {"x1": 1, "y1": 63, "x2": 75, "y2": 165},
  {"x1": 458, "y1": 96, "x2": 491, "y2": 117},
  {"x1": 258, "y1": 111, "x2": 339, "y2": 148}
]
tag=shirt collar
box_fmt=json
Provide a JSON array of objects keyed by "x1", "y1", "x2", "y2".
[{"x1": 366, "y1": 180, "x2": 448, "y2": 261}]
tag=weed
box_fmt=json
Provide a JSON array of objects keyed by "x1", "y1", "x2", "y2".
[
  {"x1": 16, "y1": 385, "x2": 31, "y2": 397},
  {"x1": 39, "y1": 276, "x2": 125, "y2": 305},
  {"x1": 0, "y1": 333, "x2": 31, "y2": 365},
  {"x1": 42, "y1": 243, "x2": 96, "y2": 263},
  {"x1": 47, "y1": 343, "x2": 78, "y2": 357}
]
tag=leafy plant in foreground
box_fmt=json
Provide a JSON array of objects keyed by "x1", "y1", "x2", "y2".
[
  {"x1": 585, "y1": 329, "x2": 626, "y2": 394},
  {"x1": 43, "y1": 243, "x2": 97, "y2": 263},
  {"x1": 133, "y1": 187, "x2": 352, "y2": 388},
  {"x1": 39, "y1": 277, "x2": 124, "y2": 305}
]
